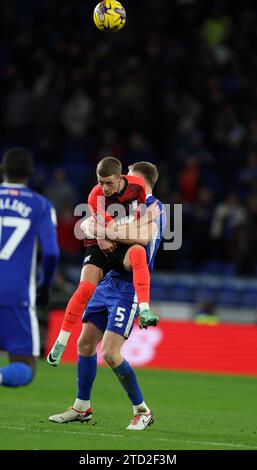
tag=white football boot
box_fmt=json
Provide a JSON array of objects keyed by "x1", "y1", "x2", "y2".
[
  {"x1": 47, "y1": 341, "x2": 66, "y2": 367},
  {"x1": 126, "y1": 411, "x2": 154, "y2": 430},
  {"x1": 49, "y1": 407, "x2": 92, "y2": 423}
]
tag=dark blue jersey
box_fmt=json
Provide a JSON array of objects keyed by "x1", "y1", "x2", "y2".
[{"x1": 0, "y1": 183, "x2": 59, "y2": 307}]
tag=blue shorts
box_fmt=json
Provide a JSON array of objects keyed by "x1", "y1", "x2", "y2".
[
  {"x1": 0, "y1": 305, "x2": 40, "y2": 357},
  {"x1": 82, "y1": 276, "x2": 139, "y2": 339}
]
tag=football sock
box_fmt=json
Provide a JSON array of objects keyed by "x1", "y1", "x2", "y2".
[
  {"x1": 0, "y1": 362, "x2": 33, "y2": 387},
  {"x1": 56, "y1": 330, "x2": 70, "y2": 346},
  {"x1": 133, "y1": 401, "x2": 150, "y2": 415},
  {"x1": 77, "y1": 354, "x2": 97, "y2": 400},
  {"x1": 61, "y1": 281, "x2": 96, "y2": 334},
  {"x1": 112, "y1": 359, "x2": 144, "y2": 406},
  {"x1": 129, "y1": 246, "x2": 150, "y2": 306},
  {"x1": 73, "y1": 398, "x2": 91, "y2": 411}
]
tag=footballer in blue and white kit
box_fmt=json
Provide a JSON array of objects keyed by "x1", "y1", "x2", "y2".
[{"x1": 0, "y1": 148, "x2": 59, "y2": 387}]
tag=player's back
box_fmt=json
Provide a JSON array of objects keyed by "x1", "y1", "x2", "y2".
[
  {"x1": 144, "y1": 195, "x2": 167, "y2": 273},
  {"x1": 0, "y1": 183, "x2": 56, "y2": 307}
]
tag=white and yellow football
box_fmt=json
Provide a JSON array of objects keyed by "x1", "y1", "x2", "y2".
[{"x1": 93, "y1": 1, "x2": 126, "y2": 32}]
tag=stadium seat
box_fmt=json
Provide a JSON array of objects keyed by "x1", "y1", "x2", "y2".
[
  {"x1": 216, "y1": 288, "x2": 239, "y2": 306},
  {"x1": 238, "y1": 289, "x2": 257, "y2": 308},
  {"x1": 201, "y1": 261, "x2": 224, "y2": 275}
]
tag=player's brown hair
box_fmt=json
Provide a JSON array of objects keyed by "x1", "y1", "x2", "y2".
[
  {"x1": 128, "y1": 161, "x2": 159, "y2": 188},
  {"x1": 96, "y1": 157, "x2": 122, "y2": 177}
]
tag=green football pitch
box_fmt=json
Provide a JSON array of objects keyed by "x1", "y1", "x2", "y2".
[{"x1": 0, "y1": 360, "x2": 257, "y2": 450}]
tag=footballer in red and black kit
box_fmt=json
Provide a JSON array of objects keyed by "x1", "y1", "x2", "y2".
[{"x1": 83, "y1": 174, "x2": 146, "y2": 272}]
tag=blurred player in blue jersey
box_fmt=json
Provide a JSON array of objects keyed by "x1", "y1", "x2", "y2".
[
  {"x1": 49, "y1": 162, "x2": 166, "y2": 430},
  {"x1": 0, "y1": 148, "x2": 59, "y2": 387}
]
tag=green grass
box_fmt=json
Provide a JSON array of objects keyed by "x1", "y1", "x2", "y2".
[{"x1": 0, "y1": 360, "x2": 257, "y2": 450}]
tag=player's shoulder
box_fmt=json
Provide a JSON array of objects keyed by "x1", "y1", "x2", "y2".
[
  {"x1": 146, "y1": 194, "x2": 162, "y2": 206},
  {"x1": 32, "y1": 192, "x2": 57, "y2": 226},
  {"x1": 125, "y1": 174, "x2": 145, "y2": 189},
  {"x1": 146, "y1": 195, "x2": 166, "y2": 220},
  {"x1": 31, "y1": 189, "x2": 54, "y2": 212}
]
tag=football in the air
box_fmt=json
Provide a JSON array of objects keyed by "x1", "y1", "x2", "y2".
[{"x1": 93, "y1": 1, "x2": 126, "y2": 32}]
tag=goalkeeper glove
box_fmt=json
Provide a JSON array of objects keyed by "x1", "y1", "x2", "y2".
[{"x1": 138, "y1": 309, "x2": 159, "y2": 329}]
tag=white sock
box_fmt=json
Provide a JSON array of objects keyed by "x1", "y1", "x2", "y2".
[
  {"x1": 0, "y1": 372, "x2": 2, "y2": 385},
  {"x1": 133, "y1": 401, "x2": 150, "y2": 415},
  {"x1": 57, "y1": 330, "x2": 71, "y2": 346},
  {"x1": 73, "y1": 398, "x2": 91, "y2": 411},
  {"x1": 139, "y1": 302, "x2": 149, "y2": 312}
]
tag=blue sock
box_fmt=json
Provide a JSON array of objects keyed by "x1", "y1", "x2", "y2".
[
  {"x1": 0, "y1": 362, "x2": 33, "y2": 387},
  {"x1": 77, "y1": 354, "x2": 97, "y2": 400},
  {"x1": 112, "y1": 359, "x2": 144, "y2": 406}
]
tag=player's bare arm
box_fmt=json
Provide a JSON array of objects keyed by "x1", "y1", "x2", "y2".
[{"x1": 81, "y1": 201, "x2": 160, "y2": 246}]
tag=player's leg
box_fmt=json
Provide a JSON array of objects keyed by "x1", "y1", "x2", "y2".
[
  {"x1": 0, "y1": 354, "x2": 36, "y2": 387},
  {"x1": 123, "y1": 244, "x2": 159, "y2": 328},
  {"x1": 0, "y1": 307, "x2": 39, "y2": 387},
  {"x1": 49, "y1": 321, "x2": 104, "y2": 423},
  {"x1": 74, "y1": 321, "x2": 103, "y2": 413},
  {"x1": 47, "y1": 261, "x2": 104, "y2": 366},
  {"x1": 102, "y1": 331, "x2": 153, "y2": 430},
  {"x1": 102, "y1": 283, "x2": 154, "y2": 430}
]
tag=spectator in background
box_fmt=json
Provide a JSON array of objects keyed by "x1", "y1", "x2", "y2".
[
  {"x1": 247, "y1": 118, "x2": 257, "y2": 151},
  {"x1": 210, "y1": 192, "x2": 246, "y2": 262},
  {"x1": 201, "y1": 8, "x2": 231, "y2": 49},
  {"x1": 33, "y1": 62, "x2": 63, "y2": 164},
  {"x1": 62, "y1": 86, "x2": 93, "y2": 139},
  {"x1": 235, "y1": 193, "x2": 257, "y2": 276},
  {"x1": 188, "y1": 187, "x2": 214, "y2": 266},
  {"x1": 57, "y1": 201, "x2": 83, "y2": 263},
  {"x1": 45, "y1": 168, "x2": 78, "y2": 216},
  {"x1": 126, "y1": 133, "x2": 157, "y2": 165},
  {"x1": 97, "y1": 128, "x2": 126, "y2": 165},
  {"x1": 4, "y1": 79, "x2": 33, "y2": 137},
  {"x1": 237, "y1": 151, "x2": 257, "y2": 197},
  {"x1": 178, "y1": 157, "x2": 200, "y2": 203}
]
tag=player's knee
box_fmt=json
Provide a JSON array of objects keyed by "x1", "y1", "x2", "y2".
[
  {"x1": 101, "y1": 347, "x2": 118, "y2": 368},
  {"x1": 129, "y1": 245, "x2": 145, "y2": 256},
  {"x1": 128, "y1": 245, "x2": 147, "y2": 264},
  {"x1": 102, "y1": 353, "x2": 116, "y2": 368},
  {"x1": 124, "y1": 245, "x2": 146, "y2": 271},
  {"x1": 77, "y1": 337, "x2": 95, "y2": 356},
  {"x1": 132, "y1": 244, "x2": 145, "y2": 251}
]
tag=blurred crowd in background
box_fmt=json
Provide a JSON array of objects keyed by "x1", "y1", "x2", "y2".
[{"x1": 1, "y1": 0, "x2": 257, "y2": 277}]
